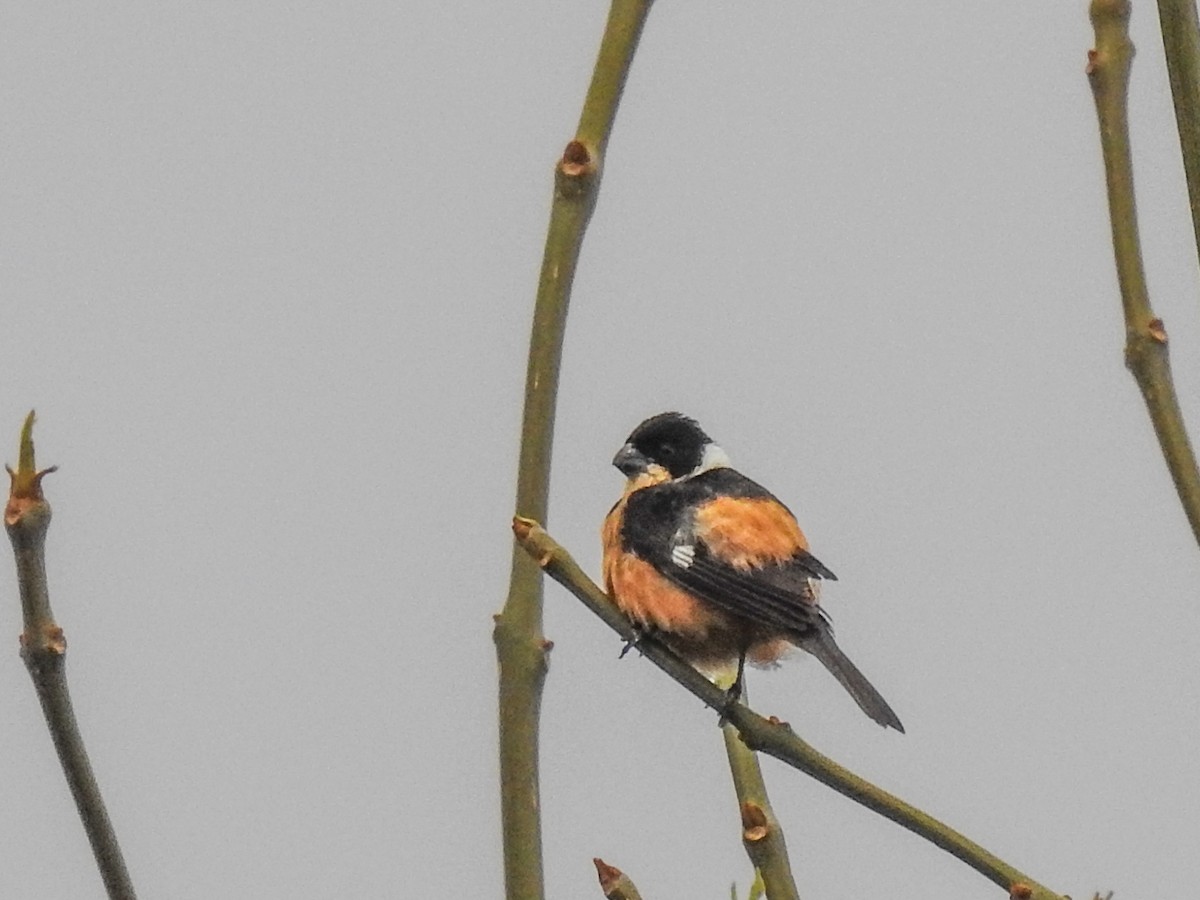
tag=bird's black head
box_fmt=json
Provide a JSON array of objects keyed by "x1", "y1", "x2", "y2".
[{"x1": 613, "y1": 412, "x2": 724, "y2": 480}]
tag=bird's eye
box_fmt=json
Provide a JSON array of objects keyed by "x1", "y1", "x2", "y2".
[{"x1": 658, "y1": 443, "x2": 676, "y2": 458}]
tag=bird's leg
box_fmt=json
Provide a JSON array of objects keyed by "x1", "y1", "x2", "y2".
[
  {"x1": 619, "y1": 623, "x2": 650, "y2": 659},
  {"x1": 729, "y1": 649, "x2": 747, "y2": 702},
  {"x1": 717, "y1": 650, "x2": 748, "y2": 726}
]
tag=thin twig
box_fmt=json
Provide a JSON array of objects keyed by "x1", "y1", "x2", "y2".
[
  {"x1": 721, "y1": 685, "x2": 801, "y2": 900},
  {"x1": 495, "y1": 4, "x2": 655, "y2": 899},
  {"x1": 5, "y1": 412, "x2": 136, "y2": 899},
  {"x1": 1087, "y1": 0, "x2": 1200, "y2": 546},
  {"x1": 1155, "y1": 0, "x2": 1200, "y2": 269},
  {"x1": 513, "y1": 518, "x2": 1067, "y2": 900}
]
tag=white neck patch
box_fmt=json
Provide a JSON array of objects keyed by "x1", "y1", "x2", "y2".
[{"x1": 695, "y1": 442, "x2": 731, "y2": 474}]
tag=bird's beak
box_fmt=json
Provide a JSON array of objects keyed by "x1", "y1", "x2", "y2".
[{"x1": 612, "y1": 443, "x2": 649, "y2": 477}]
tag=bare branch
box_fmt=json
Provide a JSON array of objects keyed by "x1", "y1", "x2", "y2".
[
  {"x1": 1087, "y1": 0, "x2": 1200, "y2": 545},
  {"x1": 496, "y1": 4, "x2": 655, "y2": 898},
  {"x1": 6, "y1": 412, "x2": 136, "y2": 899}
]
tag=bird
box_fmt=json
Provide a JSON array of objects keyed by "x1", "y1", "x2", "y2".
[{"x1": 601, "y1": 412, "x2": 904, "y2": 731}]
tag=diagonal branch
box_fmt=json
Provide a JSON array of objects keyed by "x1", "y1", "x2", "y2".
[
  {"x1": 1088, "y1": 0, "x2": 1200, "y2": 546},
  {"x1": 6, "y1": 412, "x2": 136, "y2": 899},
  {"x1": 513, "y1": 517, "x2": 1067, "y2": 900}
]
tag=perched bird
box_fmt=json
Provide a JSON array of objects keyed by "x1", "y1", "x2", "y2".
[{"x1": 602, "y1": 412, "x2": 904, "y2": 731}]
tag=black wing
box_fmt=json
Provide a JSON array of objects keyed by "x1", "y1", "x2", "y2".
[
  {"x1": 622, "y1": 467, "x2": 835, "y2": 636},
  {"x1": 666, "y1": 541, "x2": 831, "y2": 635}
]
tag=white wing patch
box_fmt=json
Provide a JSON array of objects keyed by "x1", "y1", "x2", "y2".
[{"x1": 671, "y1": 544, "x2": 696, "y2": 569}]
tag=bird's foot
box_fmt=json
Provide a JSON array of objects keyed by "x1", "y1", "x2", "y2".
[
  {"x1": 618, "y1": 626, "x2": 649, "y2": 659},
  {"x1": 716, "y1": 679, "x2": 744, "y2": 727}
]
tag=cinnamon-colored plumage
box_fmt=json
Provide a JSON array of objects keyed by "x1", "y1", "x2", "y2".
[{"x1": 602, "y1": 412, "x2": 904, "y2": 731}]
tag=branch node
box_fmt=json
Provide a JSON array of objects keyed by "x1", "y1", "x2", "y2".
[
  {"x1": 512, "y1": 516, "x2": 556, "y2": 567},
  {"x1": 740, "y1": 801, "x2": 770, "y2": 842},
  {"x1": 511, "y1": 515, "x2": 536, "y2": 542},
  {"x1": 555, "y1": 140, "x2": 599, "y2": 199},
  {"x1": 561, "y1": 139, "x2": 594, "y2": 176},
  {"x1": 23, "y1": 623, "x2": 67, "y2": 656}
]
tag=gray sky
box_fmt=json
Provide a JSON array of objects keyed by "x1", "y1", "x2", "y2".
[{"x1": 3, "y1": 2, "x2": 1199, "y2": 897}]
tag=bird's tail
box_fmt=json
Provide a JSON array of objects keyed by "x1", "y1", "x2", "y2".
[{"x1": 803, "y1": 627, "x2": 905, "y2": 732}]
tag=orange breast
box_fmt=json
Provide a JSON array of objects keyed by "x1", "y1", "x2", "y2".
[
  {"x1": 602, "y1": 476, "x2": 727, "y2": 650},
  {"x1": 601, "y1": 466, "x2": 672, "y2": 597},
  {"x1": 605, "y1": 550, "x2": 719, "y2": 635}
]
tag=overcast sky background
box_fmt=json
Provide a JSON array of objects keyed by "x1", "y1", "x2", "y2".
[{"x1": 2, "y1": 2, "x2": 1199, "y2": 898}]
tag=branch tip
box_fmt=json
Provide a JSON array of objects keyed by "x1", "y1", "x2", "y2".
[
  {"x1": 593, "y1": 858, "x2": 621, "y2": 891},
  {"x1": 7, "y1": 411, "x2": 57, "y2": 504},
  {"x1": 18, "y1": 410, "x2": 36, "y2": 470}
]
